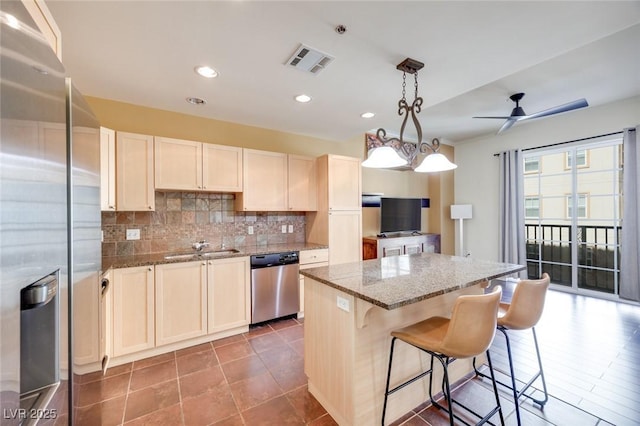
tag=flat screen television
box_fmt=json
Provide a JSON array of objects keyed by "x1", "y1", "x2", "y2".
[{"x1": 380, "y1": 197, "x2": 421, "y2": 234}]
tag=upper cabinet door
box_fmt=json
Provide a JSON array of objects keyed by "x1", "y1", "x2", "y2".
[
  {"x1": 236, "y1": 149, "x2": 287, "y2": 211},
  {"x1": 288, "y1": 154, "x2": 317, "y2": 211},
  {"x1": 202, "y1": 144, "x2": 243, "y2": 192},
  {"x1": 327, "y1": 155, "x2": 361, "y2": 210},
  {"x1": 100, "y1": 127, "x2": 116, "y2": 211},
  {"x1": 22, "y1": 0, "x2": 62, "y2": 61},
  {"x1": 116, "y1": 132, "x2": 155, "y2": 211},
  {"x1": 154, "y1": 137, "x2": 202, "y2": 191}
]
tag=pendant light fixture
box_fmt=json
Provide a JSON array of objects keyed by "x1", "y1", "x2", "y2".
[{"x1": 362, "y1": 58, "x2": 457, "y2": 173}]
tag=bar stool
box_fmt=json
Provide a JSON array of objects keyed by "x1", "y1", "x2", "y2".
[
  {"x1": 473, "y1": 273, "x2": 550, "y2": 426},
  {"x1": 382, "y1": 287, "x2": 504, "y2": 426}
]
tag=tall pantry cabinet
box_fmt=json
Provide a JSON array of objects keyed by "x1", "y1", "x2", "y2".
[{"x1": 306, "y1": 155, "x2": 362, "y2": 265}]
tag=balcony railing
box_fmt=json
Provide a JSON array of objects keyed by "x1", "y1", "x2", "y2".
[{"x1": 525, "y1": 223, "x2": 621, "y2": 294}]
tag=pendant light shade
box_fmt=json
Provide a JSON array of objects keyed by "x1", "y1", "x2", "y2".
[
  {"x1": 414, "y1": 152, "x2": 458, "y2": 173},
  {"x1": 362, "y1": 146, "x2": 408, "y2": 168}
]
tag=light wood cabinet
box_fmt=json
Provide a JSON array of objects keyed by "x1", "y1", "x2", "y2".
[
  {"x1": 155, "y1": 261, "x2": 208, "y2": 346},
  {"x1": 100, "y1": 127, "x2": 116, "y2": 211},
  {"x1": 21, "y1": 0, "x2": 62, "y2": 61},
  {"x1": 112, "y1": 266, "x2": 155, "y2": 357},
  {"x1": 208, "y1": 256, "x2": 251, "y2": 334},
  {"x1": 203, "y1": 143, "x2": 243, "y2": 192},
  {"x1": 236, "y1": 149, "x2": 288, "y2": 211},
  {"x1": 326, "y1": 155, "x2": 362, "y2": 211},
  {"x1": 362, "y1": 234, "x2": 441, "y2": 260},
  {"x1": 73, "y1": 274, "x2": 100, "y2": 366},
  {"x1": 116, "y1": 131, "x2": 155, "y2": 211},
  {"x1": 307, "y1": 154, "x2": 362, "y2": 265},
  {"x1": 154, "y1": 137, "x2": 244, "y2": 192},
  {"x1": 288, "y1": 154, "x2": 317, "y2": 211},
  {"x1": 298, "y1": 249, "x2": 329, "y2": 315},
  {"x1": 154, "y1": 137, "x2": 202, "y2": 191}
]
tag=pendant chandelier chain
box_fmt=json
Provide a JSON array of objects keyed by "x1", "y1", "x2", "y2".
[{"x1": 401, "y1": 72, "x2": 407, "y2": 103}]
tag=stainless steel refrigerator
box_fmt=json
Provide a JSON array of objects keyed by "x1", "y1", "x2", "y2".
[{"x1": 1, "y1": 2, "x2": 101, "y2": 424}]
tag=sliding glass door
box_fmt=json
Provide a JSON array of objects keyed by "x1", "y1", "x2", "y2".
[{"x1": 524, "y1": 138, "x2": 622, "y2": 296}]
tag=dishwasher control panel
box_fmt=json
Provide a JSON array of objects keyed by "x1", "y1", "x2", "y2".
[{"x1": 250, "y1": 251, "x2": 299, "y2": 268}]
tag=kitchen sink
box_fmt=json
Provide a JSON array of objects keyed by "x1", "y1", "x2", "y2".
[
  {"x1": 200, "y1": 249, "x2": 240, "y2": 257},
  {"x1": 164, "y1": 249, "x2": 240, "y2": 261}
]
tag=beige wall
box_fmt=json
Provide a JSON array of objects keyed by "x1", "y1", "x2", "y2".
[
  {"x1": 87, "y1": 97, "x2": 456, "y2": 254},
  {"x1": 454, "y1": 95, "x2": 640, "y2": 262}
]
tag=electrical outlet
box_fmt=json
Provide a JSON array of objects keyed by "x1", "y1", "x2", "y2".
[
  {"x1": 101, "y1": 230, "x2": 104, "y2": 242},
  {"x1": 288, "y1": 224, "x2": 293, "y2": 233},
  {"x1": 248, "y1": 225, "x2": 254, "y2": 235},
  {"x1": 125, "y1": 229, "x2": 140, "y2": 240},
  {"x1": 337, "y1": 296, "x2": 350, "y2": 312},
  {"x1": 281, "y1": 225, "x2": 287, "y2": 233}
]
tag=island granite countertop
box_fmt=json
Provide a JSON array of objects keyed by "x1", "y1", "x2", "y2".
[
  {"x1": 299, "y1": 252, "x2": 525, "y2": 310},
  {"x1": 102, "y1": 242, "x2": 327, "y2": 271}
]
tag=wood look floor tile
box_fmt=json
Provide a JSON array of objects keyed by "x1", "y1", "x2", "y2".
[
  {"x1": 179, "y1": 365, "x2": 226, "y2": 400},
  {"x1": 215, "y1": 340, "x2": 255, "y2": 364},
  {"x1": 129, "y1": 359, "x2": 177, "y2": 391},
  {"x1": 229, "y1": 372, "x2": 282, "y2": 411},
  {"x1": 181, "y1": 385, "x2": 238, "y2": 426},
  {"x1": 124, "y1": 380, "x2": 180, "y2": 422},
  {"x1": 240, "y1": 395, "x2": 305, "y2": 425}
]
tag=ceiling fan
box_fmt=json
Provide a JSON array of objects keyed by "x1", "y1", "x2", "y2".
[{"x1": 474, "y1": 93, "x2": 589, "y2": 134}]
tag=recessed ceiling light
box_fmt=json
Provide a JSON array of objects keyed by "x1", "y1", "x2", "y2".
[
  {"x1": 295, "y1": 94, "x2": 312, "y2": 103},
  {"x1": 186, "y1": 97, "x2": 207, "y2": 105},
  {"x1": 194, "y1": 66, "x2": 218, "y2": 78},
  {"x1": 361, "y1": 112, "x2": 375, "y2": 119},
  {"x1": 6, "y1": 14, "x2": 20, "y2": 30}
]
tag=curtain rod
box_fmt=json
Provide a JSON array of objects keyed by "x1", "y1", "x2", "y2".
[{"x1": 492, "y1": 130, "x2": 628, "y2": 157}]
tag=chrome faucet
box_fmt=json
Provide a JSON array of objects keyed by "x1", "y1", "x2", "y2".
[{"x1": 192, "y1": 240, "x2": 210, "y2": 252}]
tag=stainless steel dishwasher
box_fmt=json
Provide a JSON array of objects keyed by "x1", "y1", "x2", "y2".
[{"x1": 250, "y1": 251, "x2": 300, "y2": 324}]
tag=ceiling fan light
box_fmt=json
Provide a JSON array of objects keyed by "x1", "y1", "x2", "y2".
[
  {"x1": 362, "y1": 146, "x2": 408, "y2": 168},
  {"x1": 414, "y1": 153, "x2": 457, "y2": 173}
]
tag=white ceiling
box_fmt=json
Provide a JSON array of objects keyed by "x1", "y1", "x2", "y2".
[{"x1": 47, "y1": 1, "x2": 640, "y2": 144}]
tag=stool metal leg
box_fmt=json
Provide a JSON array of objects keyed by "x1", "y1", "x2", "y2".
[
  {"x1": 382, "y1": 337, "x2": 397, "y2": 426},
  {"x1": 473, "y1": 326, "x2": 549, "y2": 426}
]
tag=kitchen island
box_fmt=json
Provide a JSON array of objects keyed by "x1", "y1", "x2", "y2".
[{"x1": 299, "y1": 253, "x2": 525, "y2": 426}]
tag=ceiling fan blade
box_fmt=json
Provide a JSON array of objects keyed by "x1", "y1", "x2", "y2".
[
  {"x1": 497, "y1": 118, "x2": 517, "y2": 134},
  {"x1": 473, "y1": 116, "x2": 513, "y2": 120},
  {"x1": 522, "y1": 98, "x2": 589, "y2": 121}
]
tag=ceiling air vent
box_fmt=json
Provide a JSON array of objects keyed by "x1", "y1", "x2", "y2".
[{"x1": 286, "y1": 44, "x2": 334, "y2": 75}]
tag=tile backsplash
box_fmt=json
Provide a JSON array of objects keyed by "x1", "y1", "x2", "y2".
[{"x1": 102, "y1": 192, "x2": 306, "y2": 257}]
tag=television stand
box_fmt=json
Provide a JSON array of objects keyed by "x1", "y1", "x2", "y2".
[{"x1": 362, "y1": 233, "x2": 441, "y2": 260}]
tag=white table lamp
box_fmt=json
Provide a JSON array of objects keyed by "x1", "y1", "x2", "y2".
[{"x1": 451, "y1": 204, "x2": 472, "y2": 257}]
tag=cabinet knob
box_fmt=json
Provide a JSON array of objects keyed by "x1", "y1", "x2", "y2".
[
  {"x1": 108, "y1": 205, "x2": 115, "y2": 210},
  {"x1": 148, "y1": 206, "x2": 153, "y2": 210},
  {"x1": 202, "y1": 262, "x2": 206, "y2": 266},
  {"x1": 148, "y1": 267, "x2": 152, "y2": 271}
]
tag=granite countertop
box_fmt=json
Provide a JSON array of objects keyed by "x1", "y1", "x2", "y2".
[
  {"x1": 299, "y1": 253, "x2": 525, "y2": 310},
  {"x1": 103, "y1": 242, "x2": 328, "y2": 271}
]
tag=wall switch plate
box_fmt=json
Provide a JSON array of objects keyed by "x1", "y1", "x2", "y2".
[
  {"x1": 126, "y1": 229, "x2": 140, "y2": 240},
  {"x1": 337, "y1": 296, "x2": 350, "y2": 312},
  {"x1": 281, "y1": 225, "x2": 287, "y2": 233},
  {"x1": 101, "y1": 230, "x2": 104, "y2": 242},
  {"x1": 248, "y1": 225, "x2": 254, "y2": 235},
  {"x1": 288, "y1": 225, "x2": 293, "y2": 233}
]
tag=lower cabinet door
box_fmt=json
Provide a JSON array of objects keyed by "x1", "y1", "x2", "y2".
[
  {"x1": 112, "y1": 266, "x2": 155, "y2": 357},
  {"x1": 208, "y1": 257, "x2": 250, "y2": 334},
  {"x1": 155, "y1": 261, "x2": 207, "y2": 346}
]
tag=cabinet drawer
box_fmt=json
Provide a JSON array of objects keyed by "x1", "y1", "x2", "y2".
[{"x1": 300, "y1": 249, "x2": 329, "y2": 265}]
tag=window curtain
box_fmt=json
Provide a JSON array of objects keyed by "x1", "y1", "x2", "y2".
[
  {"x1": 620, "y1": 126, "x2": 639, "y2": 302},
  {"x1": 499, "y1": 149, "x2": 527, "y2": 278}
]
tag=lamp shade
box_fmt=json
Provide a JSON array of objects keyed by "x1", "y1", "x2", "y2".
[
  {"x1": 362, "y1": 146, "x2": 408, "y2": 168},
  {"x1": 414, "y1": 152, "x2": 457, "y2": 173}
]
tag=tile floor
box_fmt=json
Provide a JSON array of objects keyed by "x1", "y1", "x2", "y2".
[
  {"x1": 72, "y1": 308, "x2": 614, "y2": 425},
  {"x1": 73, "y1": 317, "x2": 334, "y2": 425}
]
